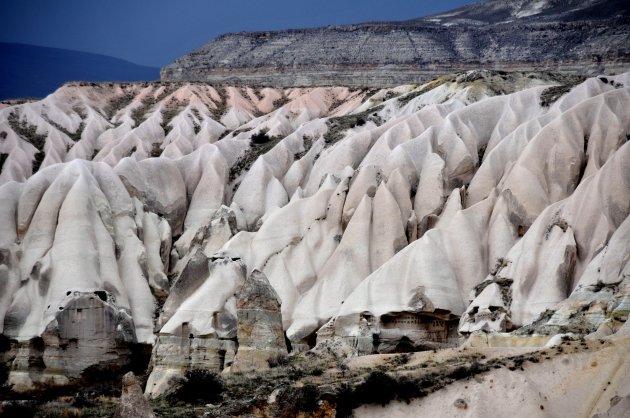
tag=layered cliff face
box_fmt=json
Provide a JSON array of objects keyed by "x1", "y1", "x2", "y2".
[
  {"x1": 161, "y1": 0, "x2": 630, "y2": 87},
  {"x1": 0, "y1": 71, "x2": 628, "y2": 401}
]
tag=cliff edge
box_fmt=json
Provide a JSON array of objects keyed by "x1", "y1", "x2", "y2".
[{"x1": 161, "y1": 0, "x2": 630, "y2": 87}]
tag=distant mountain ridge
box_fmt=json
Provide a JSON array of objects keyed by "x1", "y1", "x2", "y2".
[
  {"x1": 0, "y1": 43, "x2": 159, "y2": 100},
  {"x1": 419, "y1": 0, "x2": 630, "y2": 25},
  {"x1": 161, "y1": 0, "x2": 630, "y2": 87}
]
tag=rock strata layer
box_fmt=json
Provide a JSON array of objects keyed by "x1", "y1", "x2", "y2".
[{"x1": 161, "y1": 0, "x2": 630, "y2": 87}]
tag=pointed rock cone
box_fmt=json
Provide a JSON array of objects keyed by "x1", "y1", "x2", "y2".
[
  {"x1": 115, "y1": 372, "x2": 155, "y2": 418},
  {"x1": 230, "y1": 270, "x2": 288, "y2": 373}
]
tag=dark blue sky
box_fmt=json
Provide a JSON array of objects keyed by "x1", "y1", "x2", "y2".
[{"x1": 0, "y1": 0, "x2": 478, "y2": 67}]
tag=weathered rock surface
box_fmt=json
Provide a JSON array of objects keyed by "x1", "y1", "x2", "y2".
[
  {"x1": 145, "y1": 335, "x2": 236, "y2": 397},
  {"x1": 7, "y1": 290, "x2": 137, "y2": 391},
  {"x1": 115, "y1": 372, "x2": 156, "y2": 418},
  {"x1": 231, "y1": 270, "x2": 288, "y2": 373},
  {"x1": 0, "y1": 70, "x2": 628, "y2": 402},
  {"x1": 354, "y1": 333, "x2": 630, "y2": 418},
  {"x1": 161, "y1": 0, "x2": 630, "y2": 87},
  {"x1": 145, "y1": 254, "x2": 243, "y2": 395}
]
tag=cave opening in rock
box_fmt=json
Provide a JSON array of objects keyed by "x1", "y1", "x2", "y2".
[
  {"x1": 94, "y1": 290, "x2": 108, "y2": 302},
  {"x1": 305, "y1": 331, "x2": 317, "y2": 349}
]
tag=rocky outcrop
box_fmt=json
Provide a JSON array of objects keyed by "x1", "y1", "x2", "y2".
[
  {"x1": 145, "y1": 255, "x2": 244, "y2": 396},
  {"x1": 7, "y1": 291, "x2": 136, "y2": 391},
  {"x1": 161, "y1": 0, "x2": 630, "y2": 87},
  {"x1": 145, "y1": 335, "x2": 236, "y2": 397},
  {"x1": 231, "y1": 270, "x2": 288, "y2": 373},
  {"x1": 115, "y1": 372, "x2": 156, "y2": 418},
  {"x1": 146, "y1": 269, "x2": 287, "y2": 393}
]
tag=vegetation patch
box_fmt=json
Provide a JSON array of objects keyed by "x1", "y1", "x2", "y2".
[
  {"x1": 332, "y1": 351, "x2": 561, "y2": 417},
  {"x1": 103, "y1": 90, "x2": 136, "y2": 120},
  {"x1": 8, "y1": 111, "x2": 47, "y2": 173},
  {"x1": 169, "y1": 369, "x2": 224, "y2": 404},
  {"x1": 250, "y1": 129, "x2": 273, "y2": 145},
  {"x1": 253, "y1": 88, "x2": 265, "y2": 101},
  {"x1": 130, "y1": 88, "x2": 174, "y2": 127},
  {"x1": 1, "y1": 362, "x2": 127, "y2": 404},
  {"x1": 267, "y1": 353, "x2": 290, "y2": 368},
  {"x1": 150, "y1": 397, "x2": 205, "y2": 418},
  {"x1": 1, "y1": 339, "x2": 599, "y2": 417},
  {"x1": 189, "y1": 107, "x2": 202, "y2": 134},
  {"x1": 293, "y1": 135, "x2": 315, "y2": 160},
  {"x1": 271, "y1": 383, "x2": 321, "y2": 416},
  {"x1": 45, "y1": 117, "x2": 85, "y2": 143},
  {"x1": 30, "y1": 396, "x2": 118, "y2": 417},
  {"x1": 397, "y1": 77, "x2": 449, "y2": 106},
  {"x1": 228, "y1": 129, "x2": 283, "y2": 183},
  {"x1": 272, "y1": 95, "x2": 290, "y2": 109},
  {"x1": 389, "y1": 353, "x2": 411, "y2": 367},
  {"x1": 130, "y1": 98, "x2": 154, "y2": 127},
  {"x1": 202, "y1": 349, "x2": 496, "y2": 417},
  {"x1": 539, "y1": 76, "x2": 585, "y2": 107},
  {"x1": 539, "y1": 84, "x2": 574, "y2": 107},
  {"x1": 323, "y1": 105, "x2": 384, "y2": 146},
  {"x1": 72, "y1": 105, "x2": 87, "y2": 120},
  {"x1": 359, "y1": 87, "x2": 381, "y2": 99},
  {"x1": 161, "y1": 98, "x2": 183, "y2": 136},
  {"x1": 513, "y1": 309, "x2": 556, "y2": 336},
  {"x1": 544, "y1": 217, "x2": 569, "y2": 239},
  {"x1": 43, "y1": 106, "x2": 88, "y2": 144},
  {"x1": 210, "y1": 87, "x2": 228, "y2": 120}
]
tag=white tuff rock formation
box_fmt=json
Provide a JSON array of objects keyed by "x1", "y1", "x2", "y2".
[{"x1": 0, "y1": 71, "x2": 628, "y2": 396}]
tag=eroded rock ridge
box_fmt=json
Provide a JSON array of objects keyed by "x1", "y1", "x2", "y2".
[{"x1": 0, "y1": 70, "x2": 628, "y2": 404}]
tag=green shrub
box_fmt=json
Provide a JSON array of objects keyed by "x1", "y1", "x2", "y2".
[
  {"x1": 333, "y1": 383, "x2": 355, "y2": 418},
  {"x1": 354, "y1": 370, "x2": 397, "y2": 406},
  {"x1": 229, "y1": 130, "x2": 283, "y2": 182},
  {"x1": 251, "y1": 129, "x2": 272, "y2": 145},
  {"x1": 272, "y1": 96, "x2": 290, "y2": 108},
  {"x1": 7, "y1": 111, "x2": 47, "y2": 173},
  {"x1": 296, "y1": 384, "x2": 319, "y2": 412},
  {"x1": 311, "y1": 367, "x2": 324, "y2": 376},
  {"x1": 392, "y1": 353, "x2": 411, "y2": 366},
  {"x1": 271, "y1": 384, "x2": 320, "y2": 416},
  {"x1": 174, "y1": 369, "x2": 224, "y2": 404},
  {"x1": 0, "y1": 401, "x2": 37, "y2": 417},
  {"x1": 71, "y1": 391, "x2": 94, "y2": 408},
  {"x1": 267, "y1": 353, "x2": 289, "y2": 368}
]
